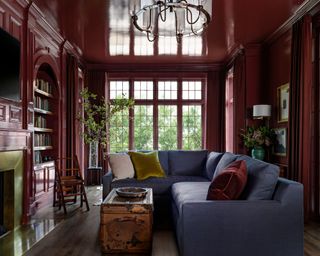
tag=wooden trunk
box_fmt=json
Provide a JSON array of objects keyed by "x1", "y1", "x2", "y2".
[{"x1": 100, "y1": 189, "x2": 153, "y2": 254}]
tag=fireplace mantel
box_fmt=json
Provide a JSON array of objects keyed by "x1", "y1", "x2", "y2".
[
  {"x1": 0, "y1": 128, "x2": 32, "y2": 225},
  {"x1": 0, "y1": 130, "x2": 30, "y2": 152}
]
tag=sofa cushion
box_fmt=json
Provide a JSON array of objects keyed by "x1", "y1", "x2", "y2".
[
  {"x1": 171, "y1": 182, "x2": 211, "y2": 215},
  {"x1": 132, "y1": 150, "x2": 170, "y2": 175},
  {"x1": 214, "y1": 152, "x2": 238, "y2": 177},
  {"x1": 128, "y1": 151, "x2": 166, "y2": 180},
  {"x1": 158, "y1": 151, "x2": 170, "y2": 175},
  {"x1": 108, "y1": 153, "x2": 135, "y2": 180},
  {"x1": 236, "y1": 155, "x2": 280, "y2": 200},
  {"x1": 205, "y1": 152, "x2": 224, "y2": 180},
  {"x1": 169, "y1": 150, "x2": 208, "y2": 176},
  {"x1": 207, "y1": 160, "x2": 247, "y2": 200},
  {"x1": 111, "y1": 176, "x2": 209, "y2": 196}
]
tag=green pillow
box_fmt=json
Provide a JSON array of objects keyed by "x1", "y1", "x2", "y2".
[{"x1": 128, "y1": 151, "x2": 166, "y2": 180}]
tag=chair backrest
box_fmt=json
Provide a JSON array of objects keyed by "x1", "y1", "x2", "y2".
[{"x1": 55, "y1": 156, "x2": 83, "y2": 179}]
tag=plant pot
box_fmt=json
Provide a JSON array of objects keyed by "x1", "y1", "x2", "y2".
[{"x1": 251, "y1": 146, "x2": 265, "y2": 160}]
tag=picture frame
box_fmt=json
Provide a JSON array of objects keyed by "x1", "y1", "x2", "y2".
[
  {"x1": 273, "y1": 128, "x2": 287, "y2": 156},
  {"x1": 277, "y1": 83, "x2": 289, "y2": 123}
]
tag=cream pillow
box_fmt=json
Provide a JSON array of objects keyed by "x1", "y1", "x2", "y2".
[{"x1": 108, "y1": 153, "x2": 135, "y2": 180}]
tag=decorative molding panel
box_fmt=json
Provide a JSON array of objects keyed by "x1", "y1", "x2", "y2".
[
  {"x1": 9, "y1": 106, "x2": 22, "y2": 123},
  {"x1": 0, "y1": 130, "x2": 29, "y2": 151},
  {"x1": 0, "y1": 105, "x2": 6, "y2": 122},
  {"x1": 9, "y1": 14, "x2": 22, "y2": 40},
  {"x1": 0, "y1": 6, "x2": 5, "y2": 28},
  {"x1": 0, "y1": 98, "x2": 22, "y2": 129}
]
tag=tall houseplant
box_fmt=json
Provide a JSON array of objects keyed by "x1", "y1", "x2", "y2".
[{"x1": 78, "y1": 88, "x2": 134, "y2": 167}]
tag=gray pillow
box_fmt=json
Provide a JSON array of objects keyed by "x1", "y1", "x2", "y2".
[
  {"x1": 236, "y1": 155, "x2": 280, "y2": 200},
  {"x1": 214, "y1": 152, "x2": 238, "y2": 178},
  {"x1": 205, "y1": 152, "x2": 224, "y2": 180}
]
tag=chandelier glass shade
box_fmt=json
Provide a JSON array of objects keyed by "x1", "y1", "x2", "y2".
[{"x1": 131, "y1": 0, "x2": 212, "y2": 43}]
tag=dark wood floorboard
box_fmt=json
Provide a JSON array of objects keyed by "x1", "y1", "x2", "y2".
[
  {"x1": 1, "y1": 186, "x2": 320, "y2": 256},
  {"x1": 22, "y1": 186, "x2": 178, "y2": 256},
  {"x1": 304, "y1": 222, "x2": 320, "y2": 256}
]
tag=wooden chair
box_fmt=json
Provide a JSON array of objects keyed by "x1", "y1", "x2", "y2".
[{"x1": 53, "y1": 156, "x2": 90, "y2": 214}]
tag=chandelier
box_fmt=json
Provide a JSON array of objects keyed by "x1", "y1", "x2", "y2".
[{"x1": 131, "y1": 0, "x2": 212, "y2": 43}]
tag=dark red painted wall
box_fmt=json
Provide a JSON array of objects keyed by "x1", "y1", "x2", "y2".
[{"x1": 264, "y1": 30, "x2": 292, "y2": 168}]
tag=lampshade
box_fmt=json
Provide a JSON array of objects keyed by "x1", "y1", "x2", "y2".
[{"x1": 253, "y1": 105, "x2": 271, "y2": 118}]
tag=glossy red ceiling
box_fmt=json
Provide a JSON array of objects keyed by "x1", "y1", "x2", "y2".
[{"x1": 33, "y1": 0, "x2": 305, "y2": 64}]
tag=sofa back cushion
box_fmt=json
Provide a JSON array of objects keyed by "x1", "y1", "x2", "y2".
[
  {"x1": 205, "y1": 152, "x2": 224, "y2": 180},
  {"x1": 128, "y1": 151, "x2": 166, "y2": 180},
  {"x1": 158, "y1": 151, "x2": 169, "y2": 175},
  {"x1": 207, "y1": 160, "x2": 247, "y2": 200},
  {"x1": 214, "y1": 152, "x2": 238, "y2": 177},
  {"x1": 168, "y1": 150, "x2": 208, "y2": 176},
  {"x1": 108, "y1": 153, "x2": 135, "y2": 180},
  {"x1": 236, "y1": 155, "x2": 279, "y2": 200},
  {"x1": 135, "y1": 150, "x2": 169, "y2": 175}
]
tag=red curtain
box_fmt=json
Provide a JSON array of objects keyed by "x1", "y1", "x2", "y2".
[
  {"x1": 288, "y1": 15, "x2": 312, "y2": 219},
  {"x1": 233, "y1": 53, "x2": 247, "y2": 154},
  {"x1": 66, "y1": 54, "x2": 77, "y2": 159}
]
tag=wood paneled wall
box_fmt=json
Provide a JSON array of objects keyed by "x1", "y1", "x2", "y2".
[
  {"x1": 263, "y1": 30, "x2": 292, "y2": 168},
  {"x1": 0, "y1": 0, "x2": 83, "y2": 223}
]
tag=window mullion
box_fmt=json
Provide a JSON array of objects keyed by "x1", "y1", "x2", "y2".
[
  {"x1": 154, "y1": 79, "x2": 159, "y2": 150},
  {"x1": 177, "y1": 78, "x2": 183, "y2": 149},
  {"x1": 129, "y1": 78, "x2": 134, "y2": 150},
  {"x1": 202, "y1": 78, "x2": 206, "y2": 149}
]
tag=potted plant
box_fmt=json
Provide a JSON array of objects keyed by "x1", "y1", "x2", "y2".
[
  {"x1": 78, "y1": 88, "x2": 134, "y2": 170},
  {"x1": 241, "y1": 126, "x2": 276, "y2": 160}
]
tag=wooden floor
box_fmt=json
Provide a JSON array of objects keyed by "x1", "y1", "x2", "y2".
[
  {"x1": 0, "y1": 186, "x2": 319, "y2": 256},
  {"x1": 305, "y1": 222, "x2": 320, "y2": 256}
]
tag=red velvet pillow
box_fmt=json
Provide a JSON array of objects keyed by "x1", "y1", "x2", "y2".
[{"x1": 206, "y1": 160, "x2": 247, "y2": 200}]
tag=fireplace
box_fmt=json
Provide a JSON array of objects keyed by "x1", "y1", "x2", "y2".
[{"x1": 0, "y1": 151, "x2": 23, "y2": 236}]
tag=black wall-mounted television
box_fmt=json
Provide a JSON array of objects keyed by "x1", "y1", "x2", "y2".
[{"x1": 0, "y1": 27, "x2": 21, "y2": 101}]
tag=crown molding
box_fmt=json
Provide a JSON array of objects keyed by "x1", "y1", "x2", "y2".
[
  {"x1": 264, "y1": 0, "x2": 320, "y2": 45},
  {"x1": 28, "y1": 2, "x2": 64, "y2": 45}
]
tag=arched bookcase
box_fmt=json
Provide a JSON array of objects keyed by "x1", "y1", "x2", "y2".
[{"x1": 33, "y1": 63, "x2": 59, "y2": 203}]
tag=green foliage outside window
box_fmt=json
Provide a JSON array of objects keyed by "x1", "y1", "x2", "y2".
[
  {"x1": 182, "y1": 106, "x2": 202, "y2": 149},
  {"x1": 109, "y1": 109, "x2": 130, "y2": 153},
  {"x1": 158, "y1": 106, "x2": 177, "y2": 150},
  {"x1": 108, "y1": 104, "x2": 203, "y2": 152},
  {"x1": 134, "y1": 106, "x2": 153, "y2": 150}
]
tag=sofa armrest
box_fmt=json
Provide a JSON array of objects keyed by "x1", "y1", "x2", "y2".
[
  {"x1": 102, "y1": 170, "x2": 113, "y2": 200},
  {"x1": 176, "y1": 179, "x2": 303, "y2": 256}
]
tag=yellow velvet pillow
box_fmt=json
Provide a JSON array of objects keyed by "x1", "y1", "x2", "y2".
[{"x1": 128, "y1": 151, "x2": 166, "y2": 180}]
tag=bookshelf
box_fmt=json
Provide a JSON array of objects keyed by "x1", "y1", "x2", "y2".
[{"x1": 33, "y1": 69, "x2": 58, "y2": 202}]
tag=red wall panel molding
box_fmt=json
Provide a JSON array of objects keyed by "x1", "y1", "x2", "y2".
[
  {"x1": 0, "y1": 6, "x2": 5, "y2": 28},
  {"x1": 0, "y1": 0, "x2": 84, "y2": 223}
]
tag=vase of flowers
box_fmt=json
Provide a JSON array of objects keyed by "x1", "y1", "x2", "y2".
[
  {"x1": 241, "y1": 126, "x2": 276, "y2": 161},
  {"x1": 251, "y1": 145, "x2": 265, "y2": 160}
]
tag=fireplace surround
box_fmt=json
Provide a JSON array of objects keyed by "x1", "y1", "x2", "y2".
[{"x1": 0, "y1": 151, "x2": 23, "y2": 235}]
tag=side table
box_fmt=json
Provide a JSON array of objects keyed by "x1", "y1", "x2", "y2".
[{"x1": 86, "y1": 167, "x2": 102, "y2": 185}]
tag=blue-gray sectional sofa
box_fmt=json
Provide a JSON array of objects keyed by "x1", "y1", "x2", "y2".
[{"x1": 102, "y1": 150, "x2": 304, "y2": 256}]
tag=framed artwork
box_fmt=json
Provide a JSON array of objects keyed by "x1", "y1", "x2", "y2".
[
  {"x1": 277, "y1": 83, "x2": 289, "y2": 123},
  {"x1": 273, "y1": 128, "x2": 287, "y2": 156}
]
